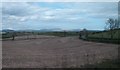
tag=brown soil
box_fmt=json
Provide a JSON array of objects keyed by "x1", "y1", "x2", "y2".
[{"x1": 2, "y1": 35, "x2": 119, "y2": 68}]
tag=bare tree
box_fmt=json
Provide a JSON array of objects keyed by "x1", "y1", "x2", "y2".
[
  {"x1": 105, "y1": 18, "x2": 115, "y2": 30},
  {"x1": 105, "y1": 18, "x2": 116, "y2": 39},
  {"x1": 114, "y1": 19, "x2": 120, "y2": 29}
]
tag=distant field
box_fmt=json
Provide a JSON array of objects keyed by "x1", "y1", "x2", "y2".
[
  {"x1": 88, "y1": 29, "x2": 120, "y2": 39},
  {"x1": 86, "y1": 29, "x2": 120, "y2": 44},
  {"x1": 1, "y1": 29, "x2": 120, "y2": 44},
  {"x1": 1, "y1": 31, "x2": 79, "y2": 40}
]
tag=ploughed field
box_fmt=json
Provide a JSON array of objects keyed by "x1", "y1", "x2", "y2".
[{"x1": 2, "y1": 35, "x2": 119, "y2": 68}]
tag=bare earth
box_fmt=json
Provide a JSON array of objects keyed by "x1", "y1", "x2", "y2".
[{"x1": 2, "y1": 35, "x2": 119, "y2": 68}]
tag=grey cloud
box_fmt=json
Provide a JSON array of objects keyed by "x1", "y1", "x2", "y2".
[
  {"x1": 2, "y1": 2, "x2": 30, "y2": 16},
  {"x1": 2, "y1": 2, "x2": 46, "y2": 16},
  {"x1": 2, "y1": 2, "x2": 118, "y2": 30}
]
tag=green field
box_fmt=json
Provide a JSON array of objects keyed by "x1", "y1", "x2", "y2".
[
  {"x1": 88, "y1": 29, "x2": 120, "y2": 39},
  {"x1": 1, "y1": 29, "x2": 120, "y2": 44},
  {"x1": 1, "y1": 31, "x2": 79, "y2": 39},
  {"x1": 86, "y1": 29, "x2": 120, "y2": 44}
]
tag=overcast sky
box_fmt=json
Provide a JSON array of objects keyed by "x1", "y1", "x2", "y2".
[
  {"x1": 1, "y1": 0, "x2": 119, "y2": 2},
  {"x1": 2, "y1": 2, "x2": 118, "y2": 30}
]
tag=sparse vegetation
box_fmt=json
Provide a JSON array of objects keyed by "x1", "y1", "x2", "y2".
[
  {"x1": 1, "y1": 31, "x2": 79, "y2": 40},
  {"x1": 86, "y1": 29, "x2": 120, "y2": 44}
]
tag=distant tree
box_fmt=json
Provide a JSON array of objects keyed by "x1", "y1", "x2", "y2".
[
  {"x1": 79, "y1": 31, "x2": 82, "y2": 39},
  {"x1": 114, "y1": 19, "x2": 120, "y2": 29},
  {"x1": 63, "y1": 30, "x2": 66, "y2": 37},
  {"x1": 105, "y1": 18, "x2": 119, "y2": 39},
  {"x1": 12, "y1": 32, "x2": 15, "y2": 40},
  {"x1": 79, "y1": 28, "x2": 88, "y2": 39},
  {"x1": 105, "y1": 18, "x2": 115, "y2": 30},
  {"x1": 83, "y1": 29, "x2": 88, "y2": 38}
]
